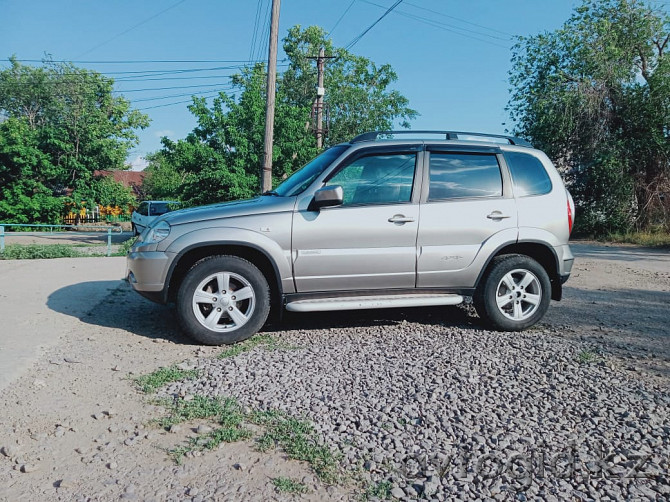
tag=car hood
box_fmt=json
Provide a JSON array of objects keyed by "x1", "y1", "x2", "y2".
[{"x1": 159, "y1": 196, "x2": 296, "y2": 226}]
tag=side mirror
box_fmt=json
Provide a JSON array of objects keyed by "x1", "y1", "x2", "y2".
[{"x1": 311, "y1": 185, "x2": 343, "y2": 210}]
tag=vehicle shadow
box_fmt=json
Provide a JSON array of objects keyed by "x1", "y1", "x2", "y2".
[
  {"x1": 47, "y1": 280, "x2": 192, "y2": 344},
  {"x1": 47, "y1": 279, "x2": 481, "y2": 344}
]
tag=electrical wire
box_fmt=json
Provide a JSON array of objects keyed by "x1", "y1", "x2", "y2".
[
  {"x1": 75, "y1": 0, "x2": 190, "y2": 58},
  {"x1": 136, "y1": 91, "x2": 223, "y2": 111},
  {"x1": 403, "y1": 1, "x2": 514, "y2": 37},
  {"x1": 344, "y1": 0, "x2": 403, "y2": 51},
  {"x1": 360, "y1": 0, "x2": 511, "y2": 48},
  {"x1": 328, "y1": 0, "x2": 357, "y2": 36},
  {"x1": 249, "y1": 0, "x2": 265, "y2": 61}
]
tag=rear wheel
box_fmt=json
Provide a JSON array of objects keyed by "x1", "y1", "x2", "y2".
[
  {"x1": 176, "y1": 255, "x2": 270, "y2": 345},
  {"x1": 474, "y1": 254, "x2": 551, "y2": 331}
]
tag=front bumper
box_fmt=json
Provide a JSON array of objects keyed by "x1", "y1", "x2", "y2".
[{"x1": 126, "y1": 250, "x2": 172, "y2": 304}]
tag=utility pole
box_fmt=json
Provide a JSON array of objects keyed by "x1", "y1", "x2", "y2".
[
  {"x1": 261, "y1": 0, "x2": 281, "y2": 193},
  {"x1": 316, "y1": 47, "x2": 325, "y2": 149}
]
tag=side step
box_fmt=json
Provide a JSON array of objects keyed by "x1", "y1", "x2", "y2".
[{"x1": 285, "y1": 293, "x2": 464, "y2": 313}]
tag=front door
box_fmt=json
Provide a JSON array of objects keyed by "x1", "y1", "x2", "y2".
[{"x1": 292, "y1": 150, "x2": 421, "y2": 292}]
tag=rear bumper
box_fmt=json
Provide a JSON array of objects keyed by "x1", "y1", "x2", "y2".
[{"x1": 126, "y1": 250, "x2": 172, "y2": 304}]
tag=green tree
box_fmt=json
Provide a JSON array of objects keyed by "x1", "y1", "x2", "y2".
[
  {"x1": 148, "y1": 25, "x2": 417, "y2": 206},
  {"x1": 0, "y1": 57, "x2": 150, "y2": 223},
  {"x1": 507, "y1": 0, "x2": 670, "y2": 234}
]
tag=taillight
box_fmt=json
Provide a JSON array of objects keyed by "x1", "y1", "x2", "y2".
[{"x1": 567, "y1": 199, "x2": 574, "y2": 234}]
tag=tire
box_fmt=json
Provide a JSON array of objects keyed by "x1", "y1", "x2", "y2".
[
  {"x1": 473, "y1": 254, "x2": 551, "y2": 331},
  {"x1": 176, "y1": 255, "x2": 271, "y2": 345}
]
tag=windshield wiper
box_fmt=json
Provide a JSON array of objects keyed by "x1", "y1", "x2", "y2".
[{"x1": 262, "y1": 190, "x2": 280, "y2": 196}]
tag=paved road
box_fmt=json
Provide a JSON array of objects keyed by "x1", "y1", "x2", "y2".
[{"x1": 0, "y1": 257, "x2": 126, "y2": 391}]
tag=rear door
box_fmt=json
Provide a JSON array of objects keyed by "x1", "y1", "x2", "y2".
[
  {"x1": 416, "y1": 146, "x2": 518, "y2": 288},
  {"x1": 292, "y1": 147, "x2": 422, "y2": 292}
]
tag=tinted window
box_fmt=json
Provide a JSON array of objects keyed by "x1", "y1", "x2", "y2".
[
  {"x1": 150, "y1": 202, "x2": 172, "y2": 216},
  {"x1": 428, "y1": 153, "x2": 502, "y2": 200},
  {"x1": 137, "y1": 202, "x2": 148, "y2": 216},
  {"x1": 505, "y1": 152, "x2": 552, "y2": 196},
  {"x1": 326, "y1": 153, "x2": 416, "y2": 205}
]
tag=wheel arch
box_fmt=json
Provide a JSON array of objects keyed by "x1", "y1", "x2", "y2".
[
  {"x1": 166, "y1": 242, "x2": 283, "y2": 317},
  {"x1": 475, "y1": 241, "x2": 562, "y2": 300}
]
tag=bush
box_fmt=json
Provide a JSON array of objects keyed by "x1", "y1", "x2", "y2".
[{"x1": 0, "y1": 244, "x2": 82, "y2": 259}]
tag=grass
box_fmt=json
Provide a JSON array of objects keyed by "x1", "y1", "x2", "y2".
[
  {"x1": 576, "y1": 349, "x2": 599, "y2": 364},
  {"x1": 251, "y1": 409, "x2": 339, "y2": 484},
  {"x1": 603, "y1": 230, "x2": 670, "y2": 247},
  {"x1": 272, "y1": 477, "x2": 309, "y2": 494},
  {"x1": 218, "y1": 333, "x2": 297, "y2": 359},
  {"x1": 166, "y1": 396, "x2": 253, "y2": 464},
  {"x1": 113, "y1": 236, "x2": 137, "y2": 256},
  {"x1": 158, "y1": 396, "x2": 338, "y2": 483},
  {"x1": 0, "y1": 243, "x2": 82, "y2": 259},
  {"x1": 363, "y1": 480, "x2": 392, "y2": 500},
  {"x1": 134, "y1": 365, "x2": 199, "y2": 394}
]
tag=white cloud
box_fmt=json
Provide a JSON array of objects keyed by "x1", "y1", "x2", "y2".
[
  {"x1": 129, "y1": 156, "x2": 149, "y2": 172},
  {"x1": 154, "y1": 129, "x2": 175, "y2": 138}
]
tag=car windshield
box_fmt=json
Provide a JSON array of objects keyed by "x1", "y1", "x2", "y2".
[{"x1": 273, "y1": 145, "x2": 348, "y2": 197}]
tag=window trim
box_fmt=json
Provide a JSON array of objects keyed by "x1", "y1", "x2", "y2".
[{"x1": 422, "y1": 150, "x2": 508, "y2": 203}]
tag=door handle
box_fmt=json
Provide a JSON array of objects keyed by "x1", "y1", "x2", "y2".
[
  {"x1": 487, "y1": 211, "x2": 512, "y2": 220},
  {"x1": 388, "y1": 214, "x2": 415, "y2": 224}
]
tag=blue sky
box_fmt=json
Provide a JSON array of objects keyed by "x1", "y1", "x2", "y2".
[{"x1": 1, "y1": 0, "x2": 585, "y2": 170}]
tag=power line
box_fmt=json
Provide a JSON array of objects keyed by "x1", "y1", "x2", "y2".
[
  {"x1": 360, "y1": 0, "x2": 511, "y2": 49},
  {"x1": 328, "y1": 0, "x2": 357, "y2": 36},
  {"x1": 136, "y1": 91, "x2": 223, "y2": 111},
  {"x1": 345, "y1": 0, "x2": 403, "y2": 51},
  {"x1": 403, "y1": 1, "x2": 514, "y2": 37},
  {"x1": 249, "y1": 0, "x2": 265, "y2": 61},
  {"x1": 75, "y1": 0, "x2": 190, "y2": 58},
  {"x1": 12, "y1": 58, "x2": 266, "y2": 64},
  {"x1": 132, "y1": 86, "x2": 235, "y2": 103}
]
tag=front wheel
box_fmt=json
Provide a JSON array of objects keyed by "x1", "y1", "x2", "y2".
[
  {"x1": 176, "y1": 255, "x2": 270, "y2": 345},
  {"x1": 473, "y1": 254, "x2": 551, "y2": 331}
]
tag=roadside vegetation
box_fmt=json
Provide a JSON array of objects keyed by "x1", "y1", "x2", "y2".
[
  {"x1": 508, "y1": 0, "x2": 670, "y2": 237},
  {"x1": 603, "y1": 230, "x2": 670, "y2": 248},
  {"x1": 0, "y1": 243, "x2": 83, "y2": 259},
  {"x1": 217, "y1": 333, "x2": 297, "y2": 359}
]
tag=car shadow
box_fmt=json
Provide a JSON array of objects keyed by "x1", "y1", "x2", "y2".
[
  {"x1": 47, "y1": 280, "x2": 192, "y2": 344},
  {"x1": 47, "y1": 279, "x2": 481, "y2": 344}
]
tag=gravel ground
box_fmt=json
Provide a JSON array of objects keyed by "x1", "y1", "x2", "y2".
[
  {"x1": 1, "y1": 242, "x2": 669, "y2": 501},
  {"x1": 161, "y1": 312, "x2": 670, "y2": 501}
]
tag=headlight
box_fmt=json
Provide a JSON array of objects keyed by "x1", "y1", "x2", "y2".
[{"x1": 141, "y1": 220, "x2": 171, "y2": 245}]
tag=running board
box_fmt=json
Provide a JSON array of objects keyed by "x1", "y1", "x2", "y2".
[{"x1": 285, "y1": 294, "x2": 464, "y2": 312}]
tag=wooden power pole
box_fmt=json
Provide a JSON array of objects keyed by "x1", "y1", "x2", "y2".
[
  {"x1": 261, "y1": 0, "x2": 281, "y2": 193},
  {"x1": 316, "y1": 47, "x2": 325, "y2": 149}
]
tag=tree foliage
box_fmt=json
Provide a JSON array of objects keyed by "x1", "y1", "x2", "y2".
[
  {"x1": 144, "y1": 26, "x2": 417, "y2": 206},
  {"x1": 507, "y1": 0, "x2": 670, "y2": 234},
  {"x1": 0, "y1": 57, "x2": 149, "y2": 223}
]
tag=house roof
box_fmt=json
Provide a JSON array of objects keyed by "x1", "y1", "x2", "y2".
[{"x1": 94, "y1": 170, "x2": 147, "y2": 188}]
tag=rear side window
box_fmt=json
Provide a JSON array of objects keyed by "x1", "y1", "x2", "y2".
[
  {"x1": 428, "y1": 153, "x2": 502, "y2": 200},
  {"x1": 137, "y1": 202, "x2": 148, "y2": 216},
  {"x1": 505, "y1": 152, "x2": 552, "y2": 196}
]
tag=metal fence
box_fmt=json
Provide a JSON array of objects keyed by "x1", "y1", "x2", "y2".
[{"x1": 0, "y1": 223, "x2": 124, "y2": 257}]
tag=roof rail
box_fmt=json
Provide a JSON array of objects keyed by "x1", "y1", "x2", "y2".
[{"x1": 350, "y1": 130, "x2": 533, "y2": 147}]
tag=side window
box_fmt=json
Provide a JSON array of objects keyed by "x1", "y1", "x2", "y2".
[
  {"x1": 325, "y1": 153, "x2": 416, "y2": 206},
  {"x1": 137, "y1": 202, "x2": 148, "y2": 216},
  {"x1": 505, "y1": 152, "x2": 552, "y2": 196},
  {"x1": 428, "y1": 153, "x2": 502, "y2": 200},
  {"x1": 151, "y1": 203, "x2": 170, "y2": 216}
]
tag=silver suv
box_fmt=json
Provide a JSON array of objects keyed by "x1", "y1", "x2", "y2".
[{"x1": 127, "y1": 131, "x2": 575, "y2": 345}]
